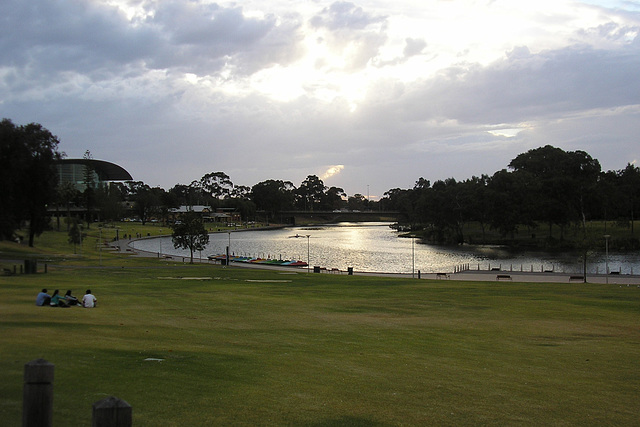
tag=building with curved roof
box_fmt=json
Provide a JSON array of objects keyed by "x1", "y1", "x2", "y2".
[{"x1": 56, "y1": 159, "x2": 133, "y2": 191}]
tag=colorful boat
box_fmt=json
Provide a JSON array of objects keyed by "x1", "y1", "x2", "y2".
[{"x1": 207, "y1": 254, "x2": 307, "y2": 267}]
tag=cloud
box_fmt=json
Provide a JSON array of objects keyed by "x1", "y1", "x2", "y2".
[
  {"x1": 385, "y1": 41, "x2": 640, "y2": 127},
  {"x1": 310, "y1": 2, "x2": 387, "y2": 30},
  {"x1": 321, "y1": 165, "x2": 345, "y2": 180},
  {"x1": 1, "y1": 0, "x2": 639, "y2": 197},
  {"x1": 0, "y1": 0, "x2": 305, "y2": 84}
]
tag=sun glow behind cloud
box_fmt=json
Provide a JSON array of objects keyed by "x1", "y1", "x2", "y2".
[
  {"x1": 2, "y1": 0, "x2": 638, "y2": 194},
  {"x1": 322, "y1": 165, "x2": 345, "y2": 180}
]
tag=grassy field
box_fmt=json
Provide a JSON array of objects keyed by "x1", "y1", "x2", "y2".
[{"x1": 1, "y1": 230, "x2": 639, "y2": 426}]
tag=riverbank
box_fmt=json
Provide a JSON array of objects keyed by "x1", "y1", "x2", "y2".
[{"x1": 116, "y1": 237, "x2": 640, "y2": 285}]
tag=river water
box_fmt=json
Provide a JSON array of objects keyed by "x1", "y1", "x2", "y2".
[{"x1": 131, "y1": 222, "x2": 639, "y2": 275}]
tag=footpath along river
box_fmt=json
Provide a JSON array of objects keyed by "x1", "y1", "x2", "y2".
[{"x1": 130, "y1": 222, "x2": 640, "y2": 275}]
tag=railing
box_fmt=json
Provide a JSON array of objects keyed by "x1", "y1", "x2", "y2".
[{"x1": 22, "y1": 359, "x2": 131, "y2": 427}]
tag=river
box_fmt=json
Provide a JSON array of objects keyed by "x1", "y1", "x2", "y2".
[{"x1": 131, "y1": 222, "x2": 639, "y2": 275}]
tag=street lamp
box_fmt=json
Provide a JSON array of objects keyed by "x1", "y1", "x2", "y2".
[
  {"x1": 604, "y1": 234, "x2": 610, "y2": 284},
  {"x1": 227, "y1": 231, "x2": 231, "y2": 266},
  {"x1": 306, "y1": 234, "x2": 311, "y2": 273}
]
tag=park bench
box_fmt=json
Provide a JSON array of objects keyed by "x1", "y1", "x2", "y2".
[
  {"x1": 3, "y1": 268, "x2": 14, "y2": 276},
  {"x1": 436, "y1": 273, "x2": 450, "y2": 279},
  {"x1": 569, "y1": 275, "x2": 584, "y2": 282},
  {"x1": 330, "y1": 268, "x2": 341, "y2": 274},
  {"x1": 496, "y1": 274, "x2": 512, "y2": 281}
]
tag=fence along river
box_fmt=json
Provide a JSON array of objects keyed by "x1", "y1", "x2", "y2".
[{"x1": 131, "y1": 222, "x2": 640, "y2": 275}]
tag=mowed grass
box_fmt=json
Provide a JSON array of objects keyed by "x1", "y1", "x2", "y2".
[{"x1": 1, "y1": 255, "x2": 639, "y2": 425}]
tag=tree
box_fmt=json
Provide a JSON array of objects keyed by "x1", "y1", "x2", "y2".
[
  {"x1": 509, "y1": 145, "x2": 601, "y2": 240},
  {"x1": 68, "y1": 218, "x2": 84, "y2": 254},
  {"x1": 618, "y1": 164, "x2": 640, "y2": 235},
  {"x1": 171, "y1": 212, "x2": 210, "y2": 264},
  {"x1": 200, "y1": 172, "x2": 233, "y2": 199},
  {"x1": 347, "y1": 194, "x2": 367, "y2": 211},
  {"x1": 296, "y1": 175, "x2": 326, "y2": 210},
  {"x1": 82, "y1": 150, "x2": 97, "y2": 227},
  {"x1": 127, "y1": 181, "x2": 164, "y2": 224},
  {"x1": 0, "y1": 119, "x2": 61, "y2": 246},
  {"x1": 251, "y1": 180, "x2": 296, "y2": 219},
  {"x1": 324, "y1": 187, "x2": 346, "y2": 210}
]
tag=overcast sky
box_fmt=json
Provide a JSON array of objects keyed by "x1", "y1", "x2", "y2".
[{"x1": 2, "y1": 0, "x2": 639, "y2": 198}]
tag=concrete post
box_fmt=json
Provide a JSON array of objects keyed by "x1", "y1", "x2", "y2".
[
  {"x1": 92, "y1": 396, "x2": 132, "y2": 427},
  {"x1": 22, "y1": 359, "x2": 54, "y2": 427}
]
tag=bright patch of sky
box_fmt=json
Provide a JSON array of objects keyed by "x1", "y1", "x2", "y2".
[{"x1": 1, "y1": 0, "x2": 639, "y2": 196}]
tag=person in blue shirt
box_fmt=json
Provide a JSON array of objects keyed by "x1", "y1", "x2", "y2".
[{"x1": 36, "y1": 289, "x2": 51, "y2": 306}]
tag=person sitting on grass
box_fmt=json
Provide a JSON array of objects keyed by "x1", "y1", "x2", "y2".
[
  {"x1": 82, "y1": 289, "x2": 97, "y2": 308},
  {"x1": 49, "y1": 289, "x2": 68, "y2": 307},
  {"x1": 35, "y1": 289, "x2": 51, "y2": 306},
  {"x1": 64, "y1": 290, "x2": 80, "y2": 306}
]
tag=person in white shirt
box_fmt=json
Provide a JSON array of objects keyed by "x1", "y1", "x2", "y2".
[{"x1": 82, "y1": 289, "x2": 97, "y2": 308}]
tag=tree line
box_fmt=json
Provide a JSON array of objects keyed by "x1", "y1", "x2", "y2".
[
  {"x1": 1, "y1": 119, "x2": 638, "y2": 249},
  {"x1": 383, "y1": 145, "x2": 640, "y2": 249}
]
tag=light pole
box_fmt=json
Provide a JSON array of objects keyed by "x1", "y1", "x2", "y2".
[
  {"x1": 306, "y1": 234, "x2": 311, "y2": 273},
  {"x1": 227, "y1": 231, "x2": 231, "y2": 266},
  {"x1": 604, "y1": 234, "x2": 610, "y2": 284}
]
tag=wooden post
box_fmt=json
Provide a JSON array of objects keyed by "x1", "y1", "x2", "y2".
[
  {"x1": 23, "y1": 359, "x2": 54, "y2": 427},
  {"x1": 92, "y1": 396, "x2": 132, "y2": 427}
]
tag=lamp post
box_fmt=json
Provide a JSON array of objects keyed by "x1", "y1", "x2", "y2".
[
  {"x1": 227, "y1": 231, "x2": 231, "y2": 266},
  {"x1": 306, "y1": 234, "x2": 311, "y2": 273},
  {"x1": 604, "y1": 234, "x2": 610, "y2": 284}
]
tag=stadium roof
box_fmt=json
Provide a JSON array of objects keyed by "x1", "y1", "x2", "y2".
[{"x1": 57, "y1": 159, "x2": 133, "y2": 181}]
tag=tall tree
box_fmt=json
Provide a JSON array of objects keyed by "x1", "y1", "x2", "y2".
[
  {"x1": 296, "y1": 175, "x2": 326, "y2": 211},
  {"x1": 324, "y1": 187, "x2": 346, "y2": 210},
  {"x1": 200, "y1": 172, "x2": 233, "y2": 199},
  {"x1": 508, "y1": 145, "x2": 600, "y2": 239},
  {"x1": 618, "y1": 164, "x2": 640, "y2": 234},
  {"x1": 251, "y1": 180, "x2": 296, "y2": 218},
  {"x1": 0, "y1": 119, "x2": 61, "y2": 246},
  {"x1": 171, "y1": 212, "x2": 210, "y2": 264},
  {"x1": 82, "y1": 150, "x2": 97, "y2": 228}
]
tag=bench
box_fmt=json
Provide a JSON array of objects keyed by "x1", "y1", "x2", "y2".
[
  {"x1": 3, "y1": 268, "x2": 14, "y2": 276},
  {"x1": 330, "y1": 268, "x2": 341, "y2": 274},
  {"x1": 569, "y1": 275, "x2": 584, "y2": 282},
  {"x1": 436, "y1": 273, "x2": 450, "y2": 279},
  {"x1": 496, "y1": 274, "x2": 512, "y2": 281}
]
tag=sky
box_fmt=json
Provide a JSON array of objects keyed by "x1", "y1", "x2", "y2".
[{"x1": 1, "y1": 0, "x2": 639, "y2": 199}]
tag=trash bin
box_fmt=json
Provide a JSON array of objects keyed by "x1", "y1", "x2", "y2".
[
  {"x1": 347, "y1": 267, "x2": 353, "y2": 275},
  {"x1": 313, "y1": 266, "x2": 320, "y2": 273},
  {"x1": 24, "y1": 259, "x2": 37, "y2": 274}
]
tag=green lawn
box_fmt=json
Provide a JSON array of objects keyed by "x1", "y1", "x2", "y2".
[{"x1": 1, "y1": 231, "x2": 639, "y2": 425}]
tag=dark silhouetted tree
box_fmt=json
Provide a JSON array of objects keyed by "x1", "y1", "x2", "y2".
[{"x1": 172, "y1": 211, "x2": 210, "y2": 264}]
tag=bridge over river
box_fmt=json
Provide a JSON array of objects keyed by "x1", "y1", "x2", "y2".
[{"x1": 278, "y1": 210, "x2": 405, "y2": 225}]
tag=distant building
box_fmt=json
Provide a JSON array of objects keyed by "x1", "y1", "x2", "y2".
[
  {"x1": 168, "y1": 206, "x2": 240, "y2": 224},
  {"x1": 56, "y1": 159, "x2": 133, "y2": 191}
]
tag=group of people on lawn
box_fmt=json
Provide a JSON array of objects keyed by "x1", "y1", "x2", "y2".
[{"x1": 36, "y1": 288, "x2": 96, "y2": 308}]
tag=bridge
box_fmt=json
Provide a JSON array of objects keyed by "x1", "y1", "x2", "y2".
[{"x1": 278, "y1": 211, "x2": 405, "y2": 225}]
